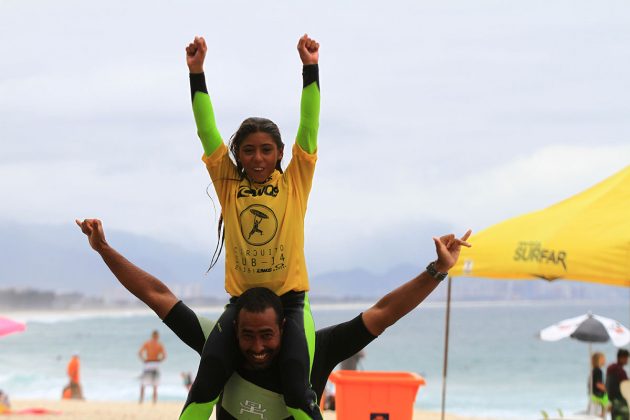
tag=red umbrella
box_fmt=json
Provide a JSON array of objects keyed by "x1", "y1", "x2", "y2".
[{"x1": 0, "y1": 316, "x2": 26, "y2": 337}]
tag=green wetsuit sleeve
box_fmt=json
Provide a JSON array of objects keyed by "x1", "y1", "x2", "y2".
[
  {"x1": 190, "y1": 73, "x2": 222, "y2": 156},
  {"x1": 296, "y1": 64, "x2": 320, "y2": 154}
]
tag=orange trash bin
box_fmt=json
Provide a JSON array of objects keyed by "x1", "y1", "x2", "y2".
[{"x1": 329, "y1": 370, "x2": 425, "y2": 420}]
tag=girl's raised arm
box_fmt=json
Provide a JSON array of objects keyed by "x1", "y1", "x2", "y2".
[
  {"x1": 296, "y1": 34, "x2": 320, "y2": 154},
  {"x1": 186, "y1": 36, "x2": 223, "y2": 156}
]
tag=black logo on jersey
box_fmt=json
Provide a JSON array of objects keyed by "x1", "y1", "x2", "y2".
[
  {"x1": 239, "y1": 205, "x2": 278, "y2": 246},
  {"x1": 237, "y1": 185, "x2": 279, "y2": 198}
]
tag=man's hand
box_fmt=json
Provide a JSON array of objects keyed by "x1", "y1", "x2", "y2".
[
  {"x1": 186, "y1": 36, "x2": 207, "y2": 74},
  {"x1": 433, "y1": 230, "x2": 472, "y2": 273},
  {"x1": 362, "y1": 230, "x2": 473, "y2": 336},
  {"x1": 75, "y1": 218, "x2": 108, "y2": 253},
  {"x1": 75, "y1": 219, "x2": 179, "y2": 320},
  {"x1": 297, "y1": 34, "x2": 319, "y2": 65}
]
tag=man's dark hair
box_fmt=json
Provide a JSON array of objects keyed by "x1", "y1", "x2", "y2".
[
  {"x1": 618, "y1": 348, "x2": 629, "y2": 360},
  {"x1": 235, "y1": 287, "x2": 284, "y2": 326}
]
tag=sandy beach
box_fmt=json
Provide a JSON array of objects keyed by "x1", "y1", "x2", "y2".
[{"x1": 5, "y1": 400, "x2": 499, "y2": 420}]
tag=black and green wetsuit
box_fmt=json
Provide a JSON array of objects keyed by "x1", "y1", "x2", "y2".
[{"x1": 164, "y1": 300, "x2": 377, "y2": 419}]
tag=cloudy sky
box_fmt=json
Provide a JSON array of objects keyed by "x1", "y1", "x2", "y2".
[{"x1": 1, "y1": 0, "x2": 629, "y2": 275}]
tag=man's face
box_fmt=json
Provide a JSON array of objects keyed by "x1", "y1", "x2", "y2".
[{"x1": 236, "y1": 307, "x2": 283, "y2": 370}]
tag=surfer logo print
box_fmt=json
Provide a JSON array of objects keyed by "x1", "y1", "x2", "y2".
[
  {"x1": 239, "y1": 400, "x2": 267, "y2": 418},
  {"x1": 235, "y1": 203, "x2": 286, "y2": 275},
  {"x1": 240, "y1": 205, "x2": 278, "y2": 246}
]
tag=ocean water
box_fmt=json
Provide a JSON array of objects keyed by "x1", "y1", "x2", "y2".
[{"x1": 0, "y1": 300, "x2": 628, "y2": 419}]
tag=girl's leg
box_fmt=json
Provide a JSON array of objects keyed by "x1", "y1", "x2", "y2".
[
  {"x1": 179, "y1": 300, "x2": 238, "y2": 419},
  {"x1": 279, "y1": 292, "x2": 322, "y2": 420}
]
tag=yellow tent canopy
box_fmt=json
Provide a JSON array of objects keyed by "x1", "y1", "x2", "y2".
[
  {"x1": 450, "y1": 165, "x2": 630, "y2": 287},
  {"x1": 440, "y1": 165, "x2": 630, "y2": 420}
]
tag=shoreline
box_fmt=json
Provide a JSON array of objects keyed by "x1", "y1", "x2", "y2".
[
  {"x1": 7, "y1": 399, "x2": 500, "y2": 420},
  {"x1": 5, "y1": 298, "x2": 626, "y2": 321}
]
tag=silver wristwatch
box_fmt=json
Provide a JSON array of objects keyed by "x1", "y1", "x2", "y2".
[{"x1": 426, "y1": 261, "x2": 448, "y2": 281}]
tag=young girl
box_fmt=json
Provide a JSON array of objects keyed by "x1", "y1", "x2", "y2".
[
  {"x1": 181, "y1": 34, "x2": 321, "y2": 419},
  {"x1": 590, "y1": 352, "x2": 609, "y2": 415}
]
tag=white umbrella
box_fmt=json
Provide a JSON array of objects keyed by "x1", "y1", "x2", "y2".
[
  {"x1": 540, "y1": 312, "x2": 630, "y2": 413},
  {"x1": 540, "y1": 313, "x2": 630, "y2": 347}
]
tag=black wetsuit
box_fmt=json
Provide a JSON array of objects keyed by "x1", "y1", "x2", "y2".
[{"x1": 164, "y1": 301, "x2": 376, "y2": 419}]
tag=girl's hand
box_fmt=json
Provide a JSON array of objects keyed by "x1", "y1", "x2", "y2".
[
  {"x1": 186, "y1": 36, "x2": 207, "y2": 74},
  {"x1": 297, "y1": 34, "x2": 319, "y2": 65}
]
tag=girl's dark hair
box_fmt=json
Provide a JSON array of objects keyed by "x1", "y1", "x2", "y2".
[
  {"x1": 228, "y1": 117, "x2": 285, "y2": 178},
  {"x1": 207, "y1": 117, "x2": 284, "y2": 272}
]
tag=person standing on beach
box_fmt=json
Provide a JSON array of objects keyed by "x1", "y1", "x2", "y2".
[
  {"x1": 182, "y1": 372, "x2": 193, "y2": 391},
  {"x1": 0, "y1": 389, "x2": 10, "y2": 413},
  {"x1": 62, "y1": 352, "x2": 84, "y2": 400},
  {"x1": 606, "y1": 348, "x2": 629, "y2": 420},
  {"x1": 138, "y1": 330, "x2": 166, "y2": 404},
  {"x1": 590, "y1": 352, "x2": 608, "y2": 416},
  {"x1": 340, "y1": 350, "x2": 365, "y2": 371}
]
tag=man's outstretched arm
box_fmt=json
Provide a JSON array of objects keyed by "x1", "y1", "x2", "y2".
[
  {"x1": 362, "y1": 231, "x2": 472, "y2": 336},
  {"x1": 76, "y1": 219, "x2": 179, "y2": 320}
]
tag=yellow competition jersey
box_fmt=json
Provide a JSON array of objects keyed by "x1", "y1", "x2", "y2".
[{"x1": 203, "y1": 143, "x2": 317, "y2": 296}]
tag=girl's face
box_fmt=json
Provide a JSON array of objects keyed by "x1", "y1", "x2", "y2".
[
  {"x1": 237, "y1": 132, "x2": 283, "y2": 183},
  {"x1": 598, "y1": 355, "x2": 606, "y2": 367}
]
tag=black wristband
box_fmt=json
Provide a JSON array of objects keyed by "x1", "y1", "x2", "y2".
[
  {"x1": 302, "y1": 64, "x2": 319, "y2": 90},
  {"x1": 189, "y1": 72, "x2": 208, "y2": 101}
]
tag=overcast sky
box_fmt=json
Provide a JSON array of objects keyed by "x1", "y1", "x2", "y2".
[{"x1": 1, "y1": 0, "x2": 629, "y2": 274}]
